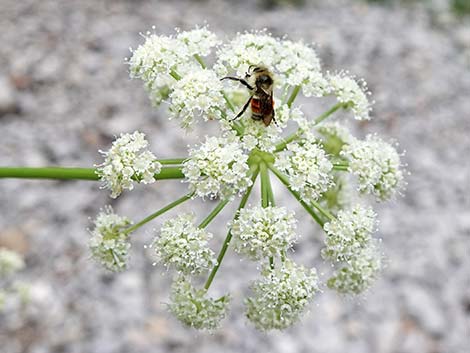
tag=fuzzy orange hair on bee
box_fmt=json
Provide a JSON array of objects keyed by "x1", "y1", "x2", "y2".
[{"x1": 221, "y1": 65, "x2": 276, "y2": 126}]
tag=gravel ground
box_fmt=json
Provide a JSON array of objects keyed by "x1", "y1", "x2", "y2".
[{"x1": 1, "y1": 1, "x2": 469, "y2": 352}]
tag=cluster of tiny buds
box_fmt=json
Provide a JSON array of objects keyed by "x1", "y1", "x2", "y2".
[{"x1": 87, "y1": 26, "x2": 406, "y2": 331}]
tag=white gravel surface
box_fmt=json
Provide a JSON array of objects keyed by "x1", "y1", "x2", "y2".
[{"x1": 1, "y1": 1, "x2": 469, "y2": 352}]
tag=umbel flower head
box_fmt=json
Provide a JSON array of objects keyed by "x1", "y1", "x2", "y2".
[
  {"x1": 342, "y1": 134, "x2": 404, "y2": 201},
  {"x1": 182, "y1": 134, "x2": 252, "y2": 200},
  {"x1": 245, "y1": 259, "x2": 319, "y2": 331},
  {"x1": 169, "y1": 69, "x2": 225, "y2": 129},
  {"x1": 231, "y1": 206, "x2": 298, "y2": 261},
  {"x1": 86, "y1": 26, "x2": 406, "y2": 331},
  {"x1": 153, "y1": 213, "x2": 216, "y2": 275},
  {"x1": 96, "y1": 131, "x2": 161, "y2": 198},
  {"x1": 274, "y1": 140, "x2": 333, "y2": 202},
  {"x1": 128, "y1": 26, "x2": 219, "y2": 105},
  {"x1": 327, "y1": 242, "x2": 383, "y2": 295},
  {"x1": 169, "y1": 276, "x2": 230, "y2": 330},
  {"x1": 326, "y1": 72, "x2": 373, "y2": 121},
  {"x1": 322, "y1": 205, "x2": 377, "y2": 262},
  {"x1": 89, "y1": 206, "x2": 132, "y2": 272}
]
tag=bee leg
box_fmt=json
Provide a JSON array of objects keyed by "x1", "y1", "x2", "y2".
[
  {"x1": 272, "y1": 113, "x2": 278, "y2": 127},
  {"x1": 221, "y1": 76, "x2": 254, "y2": 90},
  {"x1": 231, "y1": 96, "x2": 253, "y2": 122}
]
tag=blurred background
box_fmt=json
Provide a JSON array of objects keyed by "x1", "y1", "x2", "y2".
[{"x1": 0, "y1": 0, "x2": 469, "y2": 352}]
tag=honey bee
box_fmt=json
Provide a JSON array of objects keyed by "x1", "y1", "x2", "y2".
[{"x1": 221, "y1": 65, "x2": 276, "y2": 126}]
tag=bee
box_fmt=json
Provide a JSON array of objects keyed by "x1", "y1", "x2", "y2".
[{"x1": 221, "y1": 65, "x2": 276, "y2": 126}]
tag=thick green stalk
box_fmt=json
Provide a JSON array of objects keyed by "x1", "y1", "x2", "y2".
[
  {"x1": 268, "y1": 164, "x2": 325, "y2": 227},
  {"x1": 0, "y1": 167, "x2": 99, "y2": 181},
  {"x1": 198, "y1": 198, "x2": 230, "y2": 229},
  {"x1": 0, "y1": 166, "x2": 185, "y2": 181},
  {"x1": 124, "y1": 193, "x2": 193, "y2": 234},
  {"x1": 204, "y1": 168, "x2": 259, "y2": 290}
]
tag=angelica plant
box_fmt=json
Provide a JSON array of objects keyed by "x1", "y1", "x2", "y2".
[{"x1": 0, "y1": 26, "x2": 406, "y2": 331}]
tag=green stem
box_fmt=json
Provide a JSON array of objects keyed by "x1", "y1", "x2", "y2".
[
  {"x1": 193, "y1": 54, "x2": 206, "y2": 69},
  {"x1": 169, "y1": 70, "x2": 181, "y2": 80},
  {"x1": 286, "y1": 85, "x2": 301, "y2": 108},
  {"x1": 268, "y1": 164, "x2": 325, "y2": 227},
  {"x1": 332, "y1": 164, "x2": 349, "y2": 171},
  {"x1": 222, "y1": 92, "x2": 236, "y2": 113},
  {"x1": 204, "y1": 167, "x2": 259, "y2": 290},
  {"x1": 0, "y1": 167, "x2": 99, "y2": 181},
  {"x1": 198, "y1": 198, "x2": 230, "y2": 229},
  {"x1": 260, "y1": 163, "x2": 269, "y2": 208},
  {"x1": 159, "y1": 158, "x2": 187, "y2": 165},
  {"x1": 261, "y1": 163, "x2": 276, "y2": 268},
  {"x1": 124, "y1": 193, "x2": 193, "y2": 234},
  {"x1": 309, "y1": 199, "x2": 335, "y2": 221},
  {"x1": 314, "y1": 102, "x2": 344, "y2": 125},
  {"x1": 274, "y1": 132, "x2": 301, "y2": 153},
  {"x1": 0, "y1": 166, "x2": 185, "y2": 181},
  {"x1": 274, "y1": 103, "x2": 345, "y2": 153}
]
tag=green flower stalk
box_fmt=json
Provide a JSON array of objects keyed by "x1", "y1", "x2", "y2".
[{"x1": 0, "y1": 26, "x2": 406, "y2": 331}]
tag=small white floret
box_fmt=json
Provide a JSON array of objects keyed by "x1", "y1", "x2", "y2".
[
  {"x1": 153, "y1": 214, "x2": 216, "y2": 275},
  {"x1": 89, "y1": 206, "x2": 132, "y2": 272},
  {"x1": 341, "y1": 134, "x2": 404, "y2": 201},
  {"x1": 182, "y1": 135, "x2": 252, "y2": 200},
  {"x1": 231, "y1": 206, "x2": 298, "y2": 261},
  {"x1": 245, "y1": 259, "x2": 319, "y2": 331},
  {"x1": 96, "y1": 131, "x2": 161, "y2": 198},
  {"x1": 169, "y1": 276, "x2": 230, "y2": 330}
]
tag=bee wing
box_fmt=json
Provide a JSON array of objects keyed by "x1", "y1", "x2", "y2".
[{"x1": 261, "y1": 93, "x2": 275, "y2": 126}]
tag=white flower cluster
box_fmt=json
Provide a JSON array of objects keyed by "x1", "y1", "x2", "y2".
[
  {"x1": 275, "y1": 140, "x2": 333, "y2": 202},
  {"x1": 0, "y1": 248, "x2": 24, "y2": 277},
  {"x1": 176, "y1": 26, "x2": 220, "y2": 57},
  {"x1": 129, "y1": 27, "x2": 218, "y2": 105},
  {"x1": 326, "y1": 72, "x2": 373, "y2": 120},
  {"x1": 85, "y1": 27, "x2": 407, "y2": 330},
  {"x1": 216, "y1": 31, "x2": 327, "y2": 97},
  {"x1": 89, "y1": 206, "x2": 132, "y2": 272},
  {"x1": 322, "y1": 206, "x2": 382, "y2": 294},
  {"x1": 169, "y1": 69, "x2": 225, "y2": 129},
  {"x1": 96, "y1": 131, "x2": 161, "y2": 198},
  {"x1": 327, "y1": 242, "x2": 382, "y2": 295},
  {"x1": 245, "y1": 259, "x2": 319, "y2": 331},
  {"x1": 342, "y1": 134, "x2": 404, "y2": 200},
  {"x1": 182, "y1": 135, "x2": 252, "y2": 200},
  {"x1": 322, "y1": 205, "x2": 377, "y2": 262},
  {"x1": 153, "y1": 214, "x2": 216, "y2": 275},
  {"x1": 231, "y1": 206, "x2": 298, "y2": 261},
  {"x1": 169, "y1": 276, "x2": 230, "y2": 330}
]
